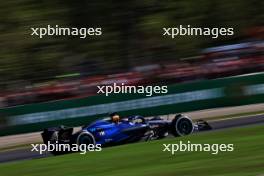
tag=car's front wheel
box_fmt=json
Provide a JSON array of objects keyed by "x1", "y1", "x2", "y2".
[{"x1": 171, "y1": 114, "x2": 194, "y2": 137}]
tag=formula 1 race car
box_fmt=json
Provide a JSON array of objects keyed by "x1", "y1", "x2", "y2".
[{"x1": 41, "y1": 114, "x2": 211, "y2": 154}]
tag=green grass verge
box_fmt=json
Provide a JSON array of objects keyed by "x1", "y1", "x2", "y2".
[{"x1": 0, "y1": 125, "x2": 263, "y2": 176}]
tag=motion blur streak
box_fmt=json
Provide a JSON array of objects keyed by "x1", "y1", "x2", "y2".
[{"x1": 0, "y1": 1, "x2": 263, "y2": 107}]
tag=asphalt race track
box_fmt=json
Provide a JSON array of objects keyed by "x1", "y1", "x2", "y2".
[{"x1": 0, "y1": 114, "x2": 263, "y2": 164}]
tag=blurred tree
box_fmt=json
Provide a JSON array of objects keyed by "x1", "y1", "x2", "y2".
[{"x1": 0, "y1": 0, "x2": 263, "y2": 88}]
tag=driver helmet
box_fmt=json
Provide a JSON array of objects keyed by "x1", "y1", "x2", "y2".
[{"x1": 110, "y1": 112, "x2": 120, "y2": 123}]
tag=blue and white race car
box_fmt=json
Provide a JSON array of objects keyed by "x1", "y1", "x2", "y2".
[{"x1": 41, "y1": 114, "x2": 211, "y2": 154}]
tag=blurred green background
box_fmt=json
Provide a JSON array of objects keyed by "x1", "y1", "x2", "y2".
[{"x1": 1, "y1": 0, "x2": 263, "y2": 85}]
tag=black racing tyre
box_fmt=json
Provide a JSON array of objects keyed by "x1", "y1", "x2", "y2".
[
  {"x1": 76, "y1": 131, "x2": 96, "y2": 146},
  {"x1": 171, "y1": 114, "x2": 194, "y2": 137}
]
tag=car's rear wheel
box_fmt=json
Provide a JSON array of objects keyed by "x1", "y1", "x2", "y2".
[
  {"x1": 76, "y1": 131, "x2": 96, "y2": 146},
  {"x1": 171, "y1": 114, "x2": 194, "y2": 137}
]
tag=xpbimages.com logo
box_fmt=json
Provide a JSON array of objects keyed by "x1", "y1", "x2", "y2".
[
  {"x1": 31, "y1": 141, "x2": 102, "y2": 154},
  {"x1": 97, "y1": 83, "x2": 168, "y2": 96},
  {"x1": 30, "y1": 25, "x2": 102, "y2": 38},
  {"x1": 163, "y1": 25, "x2": 234, "y2": 39},
  {"x1": 163, "y1": 141, "x2": 234, "y2": 155}
]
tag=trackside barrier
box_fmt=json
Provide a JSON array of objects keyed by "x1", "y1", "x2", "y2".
[{"x1": 0, "y1": 73, "x2": 263, "y2": 136}]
